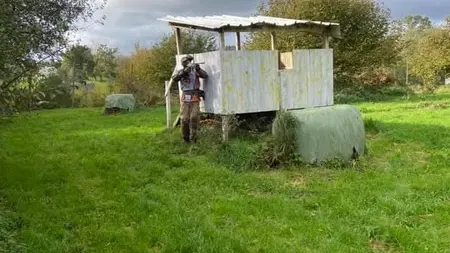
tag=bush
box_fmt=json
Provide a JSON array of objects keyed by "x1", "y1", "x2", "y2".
[
  {"x1": 334, "y1": 84, "x2": 411, "y2": 103},
  {"x1": 249, "y1": 110, "x2": 301, "y2": 169}
]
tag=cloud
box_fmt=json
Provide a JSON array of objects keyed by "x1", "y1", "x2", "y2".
[
  {"x1": 381, "y1": 0, "x2": 450, "y2": 21},
  {"x1": 74, "y1": 0, "x2": 259, "y2": 54},
  {"x1": 74, "y1": 0, "x2": 450, "y2": 54}
]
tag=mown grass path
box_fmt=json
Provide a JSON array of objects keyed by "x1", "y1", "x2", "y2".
[{"x1": 1, "y1": 92, "x2": 449, "y2": 252}]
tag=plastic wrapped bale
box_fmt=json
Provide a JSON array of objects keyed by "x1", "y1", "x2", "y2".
[
  {"x1": 272, "y1": 105, "x2": 366, "y2": 164},
  {"x1": 104, "y1": 94, "x2": 136, "y2": 114}
]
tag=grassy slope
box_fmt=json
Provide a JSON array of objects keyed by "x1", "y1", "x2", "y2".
[{"x1": 1, "y1": 91, "x2": 449, "y2": 253}]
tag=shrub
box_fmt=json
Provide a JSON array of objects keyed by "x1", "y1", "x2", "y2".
[{"x1": 249, "y1": 110, "x2": 301, "y2": 169}]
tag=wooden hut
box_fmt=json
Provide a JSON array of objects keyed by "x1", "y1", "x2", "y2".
[{"x1": 158, "y1": 15, "x2": 341, "y2": 141}]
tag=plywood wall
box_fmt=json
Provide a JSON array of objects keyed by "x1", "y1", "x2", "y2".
[
  {"x1": 220, "y1": 50, "x2": 280, "y2": 114},
  {"x1": 173, "y1": 49, "x2": 334, "y2": 115},
  {"x1": 280, "y1": 49, "x2": 334, "y2": 109}
]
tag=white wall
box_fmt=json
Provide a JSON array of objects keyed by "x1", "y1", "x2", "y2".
[
  {"x1": 221, "y1": 50, "x2": 281, "y2": 114},
  {"x1": 173, "y1": 49, "x2": 334, "y2": 115},
  {"x1": 280, "y1": 49, "x2": 334, "y2": 109}
]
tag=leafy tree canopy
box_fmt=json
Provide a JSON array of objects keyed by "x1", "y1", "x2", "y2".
[{"x1": 245, "y1": 0, "x2": 399, "y2": 80}]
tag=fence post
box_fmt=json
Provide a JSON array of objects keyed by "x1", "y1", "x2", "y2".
[{"x1": 165, "y1": 81, "x2": 171, "y2": 128}]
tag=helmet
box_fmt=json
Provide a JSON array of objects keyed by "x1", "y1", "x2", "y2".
[{"x1": 181, "y1": 55, "x2": 194, "y2": 63}]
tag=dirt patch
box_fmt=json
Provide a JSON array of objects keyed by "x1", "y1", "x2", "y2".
[
  {"x1": 369, "y1": 239, "x2": 396, "y2": 253},
  {"x1": 290, "y1": 176, "x2": 305, "y2": 187}
]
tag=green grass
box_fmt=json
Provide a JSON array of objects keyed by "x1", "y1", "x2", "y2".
[{"x1": 1, "y1": 91, "x2": 449, "y2": 252}]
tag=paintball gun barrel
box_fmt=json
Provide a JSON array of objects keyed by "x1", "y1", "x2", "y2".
[{"x1": 189, "y1": 62, "x2": 205, "y2": 66}]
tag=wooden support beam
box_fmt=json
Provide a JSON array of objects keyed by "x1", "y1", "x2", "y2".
[
  {"x1": 220, "y1": 30, "x2": 230, "y2": 142},
  {"x1": 323, "y1": 34, "x2": 330, "y2": 49},
  {"x1": 235, "y1": 32, "x2": 241, "y2": 50},
  {"x1": 174, "y1": 27, "x2": 183, "y2": 127},
  {"x1": 270, "y1": 31, "x2": 276, "y2": 50},
  {"x1": 167, "y1": 22, "x2": 341, "y2": 39},
  {"x1": 219, "y1": 31, "x2": 226, "y2": 51},
  {"x1": 222, "y1": 115, "x2": 230, "y2": 142},
  {"x1": 173, "y1": 114, "x2": 181, "y2": 127},
  {"x1": 165, "y1": 81, "x2": 171, "y2": 128},
  {"x1": 175, "y1": 27, "x2": 182, "y2": 54}
]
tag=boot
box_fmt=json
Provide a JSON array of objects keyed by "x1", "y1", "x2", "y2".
[
  {"x1": 190, "y1": 120, "x2": 198, "y2": 143},
  {"x1": 182, "y1": 121, "x2": 190, "y2": 143}
]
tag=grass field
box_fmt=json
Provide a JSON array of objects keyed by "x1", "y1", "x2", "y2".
[{"x1": 1, "y1": 90, "x2": 449, "y2": 252}]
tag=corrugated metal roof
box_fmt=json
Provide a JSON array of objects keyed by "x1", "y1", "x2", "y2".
[{"x1": 157, "y1": 15, "x2": 341, "y2": 37}]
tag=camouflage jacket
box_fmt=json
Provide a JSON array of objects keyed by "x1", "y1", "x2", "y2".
[{"x1": 172, "y1": 65, "x2": 208, "y2": 91}]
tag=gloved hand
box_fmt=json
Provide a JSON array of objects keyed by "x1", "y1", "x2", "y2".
[
  {"x1": 182, "y1": 66, "x2": 192, "y2": 74},
  {"x1": 188, "y1": 63, "x2": 200, "y2": 71}
]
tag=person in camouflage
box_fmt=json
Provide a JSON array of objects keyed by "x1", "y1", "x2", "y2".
[{"x1": 172, "y1": 55, "x2": 208, "y2": 143}]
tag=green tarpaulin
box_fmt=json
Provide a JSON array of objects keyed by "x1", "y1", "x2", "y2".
[
  {"x1": 273, "y1": 105, "x2": 366, "y2": 164},
  {"x1": 105, "y1": 94, "x2": 136, "y2": 112}
]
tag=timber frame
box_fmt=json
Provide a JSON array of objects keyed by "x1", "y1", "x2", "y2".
[{"x1": 160, "y1": 15, "x2": 341, "y2": 142}]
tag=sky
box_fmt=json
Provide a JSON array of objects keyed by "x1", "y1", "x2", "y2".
[{"x1": 73, "y1": 0, "x2": 450, "y2": 55}]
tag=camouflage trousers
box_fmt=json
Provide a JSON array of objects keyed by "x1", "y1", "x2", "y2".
[{"x1": 181, "y1": 101, "x2": 200, "y2": 143}]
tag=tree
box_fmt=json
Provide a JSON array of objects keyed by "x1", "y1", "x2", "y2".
[
  {"x1": 245, "y1": 0, "x2": 399, "y2": 87},
  {"x1": 93, "y1": 44, "x2": 119, "y2": 81},
  {"x1": 0, "y1": 0, "x2": 105, "y2": 87},
  {"x1": 116, "y1": 29, "x2": 217, "y2": 105},
  {"x1": 408, "y1": 27, "x2": 450, "y2": 89},
  {"x1": 0, "y1": 0, "x2": 105, "y2": 116},
  {"x1": 391, "y1": 15, "x2": 432, "y2": 36},
  {"x1": 60, "y1": 45, "x2": 95, "y2": 84},
  {"x1": 390, "y1": 15, "x2": 433, "y2": 85}
]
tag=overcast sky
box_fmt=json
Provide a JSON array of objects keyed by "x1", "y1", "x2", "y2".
[{"x1": 73, "y1": 0, "x2": 450, "y2": 54}]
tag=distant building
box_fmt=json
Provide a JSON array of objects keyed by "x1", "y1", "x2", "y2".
[{"x1": 446, "y1": 77, "x2": 450, "y2": 86}]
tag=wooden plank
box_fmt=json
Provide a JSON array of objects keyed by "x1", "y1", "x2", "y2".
[
  {"x1": 175, "y1": 27, "x2": 182, "y2": 54},
  {"x1": 222, "y1": 115, "x2": 229, "y2": 142},
  {"x1": 164, "y1": 67, "x2": 179, "y2": 97},
  {"x1": 323, "y1": 35, "x2": 330, "y2": 49},
  {"x1": 280, "y1": 49, "x2": 333, "y2": 109},
  {"x1": 167, "y1": 22, "x2": 340, "y2": 38},
  {"x1": 235, "y1": 32, "x2": 241, "y2": 50},
  {"x1": 173, "y1": 114, "x2": 181, "y2": 127},
  {"x1": 165, "y1": 81, "x2": 171, "y2": 128},
  {"x1": 174, "y1": 27, "x2": 183, "y2": 128},
  {"x1": 219, "y1": 31, "x2": 226, "y2": 50},
  {"x1": 270, "y1": 31, "x2": 276, "y2": 50},
  {"x1": 220, "y1": 50, "x2": 280, "y2": 114}
]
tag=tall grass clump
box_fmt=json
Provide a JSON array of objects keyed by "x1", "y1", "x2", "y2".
[{"x1": 250, "y1": 110, "x2": 301, "y2": 169}]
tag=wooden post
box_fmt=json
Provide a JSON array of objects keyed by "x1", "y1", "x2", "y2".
[
  {"x1": 270, "y1": 31, "x2": 276, "y2": 50},
  {"x1": 323, "y1": 34, "x2": 330, "y2": 49},
  {"x1": 222, "y1": 115, "x2": 229, "y2": 142},
  {"x1": 219, "y1": 31, "x2": 229, "y2": 142},
  {"x1": 220, "y1": 31, "x2": 226, "y2": 51},
  {"x1": 175, "y1": 27, "x2": 182, "y2": 54},
  {"x1": 173, "y1": 27, "x2": 182, "y2": 127},
  {"x1": 165, "y1": 81, "x2": 171, "y2": 128},
  {"x1": 175, "y1": 27, "x2": 183, "y2": 101},
  {"x1": 235, "y1": 32, "x2": 241, "y2": 50}
]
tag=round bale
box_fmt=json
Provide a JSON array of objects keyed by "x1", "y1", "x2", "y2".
[
  {"x1": 104, "y1": 94, "x2": 136, "y2": 113},
  {"x1": 273, "y1": 105, "x2": 366, "y2": 164}
]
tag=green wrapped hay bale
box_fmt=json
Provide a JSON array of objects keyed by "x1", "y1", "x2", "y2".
[
  {"x1": 273, "y1": 105, "x2": 365, "y2": 164},
  {"x1": 104, "y1": 94, "x2": 136, "y2": 113}
]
